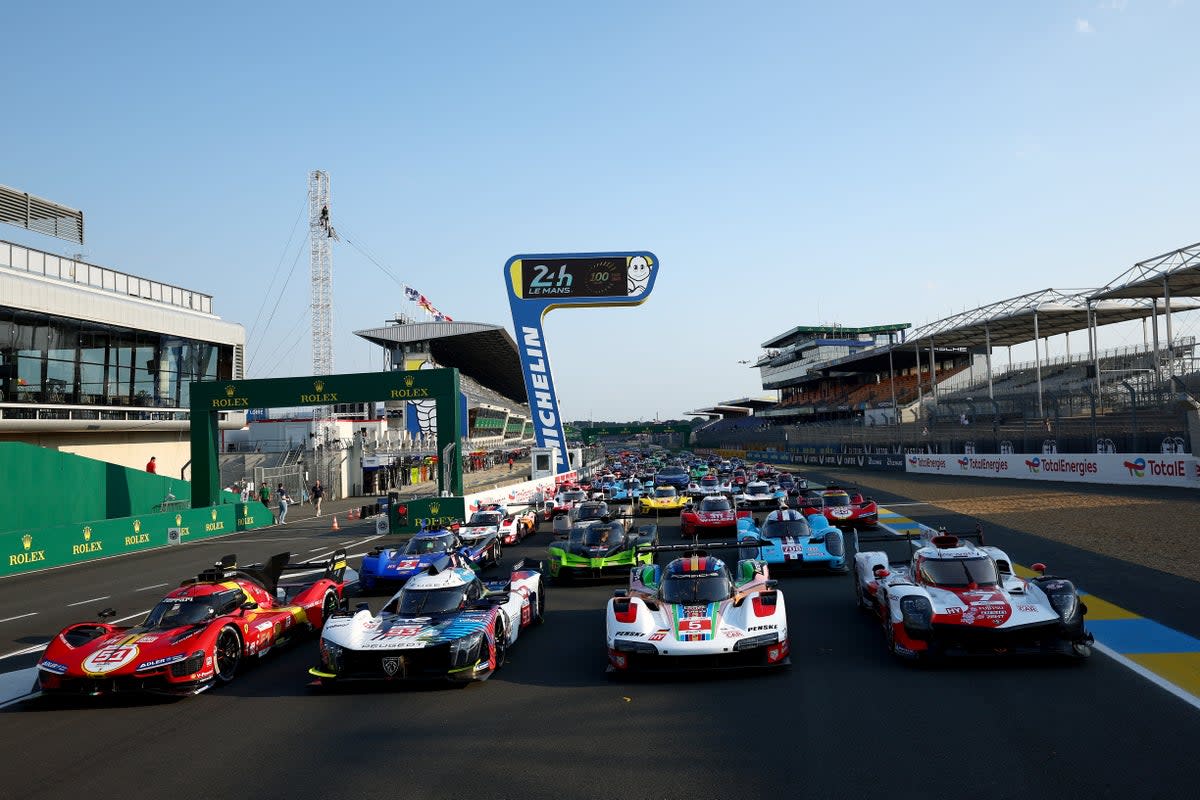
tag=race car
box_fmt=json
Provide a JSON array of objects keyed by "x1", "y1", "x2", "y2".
[
  {"x1": 554, "y1": 499, "x2": 612, "y2": 536},
  {"x1": 605, "y1": 540, "x2": 789, "y2": 673},
  {"x1": 852, "y1": 529, "x2": 1093, "y2": 660},
  {"x1": 776, "y1": 473, "x2": 809, "y2": 492},
  {"x1": 360, "y1": 529, "x2": 500, "y2": 591},
  {"x1": 548, "y1": 519, "x2": 658, "y2": 583},
  {"x1": 608, "y1": 478, "x2": 646, "y2": 502},
  {"x1": 685, "y1": 474, "x2": 724, "y2": 499},
  {"x1": 459, "y1": 506, "x2": 509, "y2": 545},
  {"x1": 690, "y1": 464, "x2": 711, "y2": 480},
  {"x1": 654, "y1": 466, "x2": 691, "y2": 492},
  {"x1": 638, "y1": 485, "x2": 690, "y2": 515},
  {"x1": 797, "y1": 486, "x2": 879, "y2": 528},
  {"x1": 736, "y1": 481, "x2": 784, "y2": 512},
  {"x1": 499, "y1": 506, "x2": 537, "y2": 545},
  {"x1": 37, "y1": 550, "x2": 350, "y2": 696},
  {"x1": 680, "y1": 494, "x2": 747, "y2": 538},
  {"x1": 550, "y1": 488, "x2": 589, "y2": 526},
  {"x1": 311, "y1": 560, "x2": 545, "y2": 685},
  {"x1": 738, "y1": 509, "x2": 846, "y2": 573}
]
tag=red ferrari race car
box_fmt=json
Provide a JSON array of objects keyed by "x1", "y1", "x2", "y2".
[
  {"x1": 36, "y1": 550, "x2": 350, "y2": 696},
  {"x1": 680, "y1": 494, "x2": 749, "y2": 538},
  {"x1": 797, "y1": 486, "x2": 879, "y2": 528}
]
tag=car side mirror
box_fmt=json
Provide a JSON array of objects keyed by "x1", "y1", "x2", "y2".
[
  {"x1": 1031, "y1": 562, "x2": 1047, "y2": 574},
  {"x1": 240, "y1": 601, "x2": 258, "y2": 611},
  {"x1": 613, "y1": 588, "x2": 628, "y2": 597},
  {"x1": 765, "y1": 580, "x2": 778, "y2": 590}
]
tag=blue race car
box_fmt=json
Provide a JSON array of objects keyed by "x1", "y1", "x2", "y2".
[
  {"x1": 738, "y1": 509, "x2": 846, "y2": 573},
  {"x1": 608, "y1": 478, "x2": 645, "y2": 502},
  {"x1": 360, "y1": 529, "x2": 501, "y2": 591}
]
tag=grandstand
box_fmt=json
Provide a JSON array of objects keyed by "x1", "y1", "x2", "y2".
[
  {"x1": 696, "y1": 242, "x2": 1200, "y2": 457},
  {"x1": 355, "y1": 316, "x2": 534, "y2": 449}
]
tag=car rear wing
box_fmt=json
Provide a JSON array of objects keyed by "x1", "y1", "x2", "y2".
[
  {"x1": 636, "y1": 538, "x2": 773, "y2": 555},
  {"x1": 852, "y1": 527, "x2": 985, "y2": 566}
]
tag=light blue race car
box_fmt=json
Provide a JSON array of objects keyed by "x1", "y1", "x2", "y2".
[
  {"x1": 608, "y1": 478, "x2": 646, "y2": 502},
  {"x1": 738, "y1": 509, "x2": 846, "y2": 573}
]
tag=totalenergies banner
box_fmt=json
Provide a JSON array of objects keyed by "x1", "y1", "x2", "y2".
[
  {"x1": 904, "y1": 453, "x2": 1200, "y2": 487},
  {"x1": 505, "y1": 251, "x2": 658, "y2": 474}
]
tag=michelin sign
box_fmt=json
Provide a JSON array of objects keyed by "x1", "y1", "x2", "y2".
[{"x1": 505, "y1": 251, "x2": 659, "y2": 473}]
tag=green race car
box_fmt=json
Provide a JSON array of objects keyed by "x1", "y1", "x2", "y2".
[{"x1": 548, "y1": 519, "x2": 658, "y2": 583}]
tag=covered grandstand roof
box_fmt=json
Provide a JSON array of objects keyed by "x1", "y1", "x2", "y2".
[
  {"x1": 904, "y1": 288, "x2": 1200, "y2": 349},
  {"x1": 722, "y1": 396, "x2": 777, "y2": 410},
  {"x1": 684, "y1": 404, "x2": 755, "y2": 418},
  {"x1": 1091, "y1": 242, "x2": 1200, "y2": 301},
  {"x1": 354, "y1": 321, "x2": 527, "y2": 404},
  {"x1": 762, "y1": 323, "x2": 909, "y2": 349}
]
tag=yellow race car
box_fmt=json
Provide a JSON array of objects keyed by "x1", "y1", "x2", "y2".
[{"x1": 639, "y1": 486, "x2": 690, "y2": 515}]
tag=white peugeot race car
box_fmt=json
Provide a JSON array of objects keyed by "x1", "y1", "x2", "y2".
[
  {"x1": 852, "y1": 528, "x2": 1093, "y2": 660},
  {"x1": 311, "y1": 560, "x2": 544, "y2": 684},
  {"x1": 605, "y1": 540, "x2": 789, "y2": 674}
]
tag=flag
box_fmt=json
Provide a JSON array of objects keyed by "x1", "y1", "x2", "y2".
[{"x1": 404, "y1": 286, "x2": 419, "y2": 301}]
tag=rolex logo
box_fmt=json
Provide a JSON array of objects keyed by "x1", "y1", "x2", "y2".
[
  {"x1": 314, "y1": 380, "x2": 325, "y2": 393},
  {"x1": 226, "y1": 385, "x2": 236, "y2": 397},
  {"x1": 83, "y1": 526, "x2": 92, "y2": 541},
  {"x1": 133, "y1": 520, "x2": 141, "y2": 533},
  {"x1": 429, "y1": 502, "x2": 440, "y2": 515},
  {"x1": 404, "y1": 374, "x2": 415, "y2": 388},
  {"x1": 22, "y1": 533, "x2": 32, "y2": 550},
  {"x1": 211, "y1": 508, "x2": 219, "y2": 521},
  {"x1": 175, "y1": 514, "x2": 182, "y2": 526}
]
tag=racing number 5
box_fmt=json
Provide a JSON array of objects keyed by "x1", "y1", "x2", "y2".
[{"x1": 682, "y1": 618, "x2": 707, "y2": 631}]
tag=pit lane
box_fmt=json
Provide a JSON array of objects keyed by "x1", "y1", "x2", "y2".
[{"x1": 2, "y1": 485, "x2": 1198, "y2": 800}]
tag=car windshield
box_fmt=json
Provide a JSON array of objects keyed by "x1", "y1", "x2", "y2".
[
  {"x1": 700, "y1": 477, "x2": 719, "y2": 487},
  {"x1": 654, "y1": 487, "x2": 677, "y2": 499},
  {"x1": 699, "y1": 497, "x2": 732, "y2": 512},
  {"x1": 563, "y1": 491, "x2": 586, "y2": 503},
  {"x1": 661, "y1": 573, "x2": 731, "y2": 604},
  {"x1": 577, "y1": 524, "x2": 622, "y2": 547},
  {"x1": 660, "y1": 468, "x2": 686, "y2": 477},
  {"x1": 747, "y1": 483, "x2": 769, "y2": 494},
  {"x1": 467, "y1": 511, "x2": 502, "y2": 526},
  {"x1": 576, "y1": 503, "x2": 607, "y2": 520},
  {"x1": 762, "y1": 518, "x2": 811, "y2": 538},
  {"x1": 405, "y1": 534, "x2": 456, "y2": 554},
  {"x1": 919, "y1": 557, "x2": 999, "y2": 588},
  {"x1": 394, "y1": 585, "x2": 469, "y2": 614},
  {"x1": 143, "y1": 590, "x2": 241, "y2": 629},
  {"x1": 823, "y1": 492, "x2": 851, "y2": 506}
]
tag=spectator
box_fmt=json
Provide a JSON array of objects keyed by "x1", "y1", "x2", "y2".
[
  {"x1": 960, "y1": 412, "x2": 969, "y2": 426},
  {"x1": 276, "y1": 483, "x2": 290, "y2": 525},
  {"x1": 507, "y1": 454, "x2": 514, "y2": 472},
  {"x1": 145, "y1": 456, "x2": 157, "y2": 474},
  {"x1": 311, "y1": 479, "x2": 325, "y2": 517},
  {"x1": 259, "y1": 482, "x2": 270, "y2": 508}
]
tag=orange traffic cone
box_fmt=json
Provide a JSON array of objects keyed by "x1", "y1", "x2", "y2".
[{"x1": 331, "y1": 515, "x2": 340, "y2": 531}]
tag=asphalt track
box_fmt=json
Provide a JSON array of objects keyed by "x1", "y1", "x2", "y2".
[{"x1": 2, "y1": 475, "x2": 1199, "y2": 800}]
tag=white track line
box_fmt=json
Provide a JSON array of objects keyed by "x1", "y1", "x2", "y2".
[
  {"x1": 0, "y1": 612, "x2": 38, "y2": 624},
  {"x1": 66, "y1": 596, "x2": 110, "y2": 607},
  {"x1": 0, "y1": 642, "x2": 49, "y2": 662},
  {"x1": 112, "y1": 609, "x2": 150, "y2": 624},
  {"x1": 136, "y1": 582, "x2": 169, "y2": 592}
]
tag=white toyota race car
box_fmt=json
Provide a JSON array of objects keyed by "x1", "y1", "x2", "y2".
[
  {"x1": 605, "y1": 540, "x2": 789, "y2": 674},
  {"x1": 852, "y1": 528, "x2": 1093, "y2": 660}
]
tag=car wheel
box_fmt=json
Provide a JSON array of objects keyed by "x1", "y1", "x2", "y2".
[
  {"x1": 320, "y1": 590, "x2": 338, "y2": 629},
  {"x1": 533, "y1": 580, "x2": 546, "y2": 624},
  {"x1": 492, "y1": 620, "x2": 508, "y2": 670},
  {"x1": 214, "y1": 625, "x2": 242, "y2": 684}
]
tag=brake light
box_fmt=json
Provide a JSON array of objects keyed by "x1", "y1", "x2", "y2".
[
  {"x1": 613, "y1": 598, "x2": 638, "y2": 623},
  {"x1": 752, "y1": 591, "x2": 778, "y2": 617},
  {"x1": 607, "y1": 649, "x2": 628, "y2": 669}
]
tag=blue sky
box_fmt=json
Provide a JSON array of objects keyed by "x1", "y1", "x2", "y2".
[{"x1": 3, "y1": 1, "x2": 1198, "y2": 419}]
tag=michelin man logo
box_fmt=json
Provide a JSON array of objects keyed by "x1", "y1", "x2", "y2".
[
  {"x1": 627, "y1": 256, "x2": 653, "y2": 297},
  {"x1": 413, "y1": 358, "x2": 437, "y2": 439}
]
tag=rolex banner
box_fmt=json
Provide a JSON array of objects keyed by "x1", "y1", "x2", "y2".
[
  {"x1": 389, "y1": 496, "x2": 467, "y2": 535},
  {"x1": 0, "y1": 502, "x2": 272, "y2": 578}
]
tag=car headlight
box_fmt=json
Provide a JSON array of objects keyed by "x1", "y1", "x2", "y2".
[
  {"x1": 899, "y1": 596, "x2": 933, "y2": 631},
  {"x1": 320, "y1": 639, "x2": 343, "y2": 672},
  {"x1": 733, "y1": 632, "x2": 779, "y2": 651},
  {"x1": 1049, "y1": 592, "x2": 1078, "y2": 620},
  {"x1": 450, "y1": 632, "x2": 485, "y2": 667},
  {"x1": 825, "y1": 531, "x2": 844, "y2": 557},
  {"x1": 613, "y1": 639, "x2": 657, "y2": 654}
]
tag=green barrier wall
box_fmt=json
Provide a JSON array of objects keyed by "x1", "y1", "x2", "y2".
[
  {"x1": 1, "y1": 500, "x2": 274, "y2": 578},
  {"x1": 0, "y1": 442, "x2": 192, "y2": 535},
  {"x1": 389, "y1": 497, "x2": 466, "y2": 535}
]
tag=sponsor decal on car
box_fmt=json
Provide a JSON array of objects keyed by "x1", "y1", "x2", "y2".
[
  {"x1": 136, "y1": 653, "x2": 190, "y2": 672},
  {"x1": 83, "y1": 644, "x2": 140, "y2": 674}
]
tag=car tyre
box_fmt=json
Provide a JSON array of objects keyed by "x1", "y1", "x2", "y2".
[
  {"x1": 320, "y1": 590, "x2": 339, "y2": 629},
  {"x1": 533, "y1": 580, "x2": 546, "y2": 624},
  {"x1": 214, "y1": 625, "x2": 242, "y2": 684},
  {"x1": 492, "y1": 620, "x2": 508, "y2": 670}
]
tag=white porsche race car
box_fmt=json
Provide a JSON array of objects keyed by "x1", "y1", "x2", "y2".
[{"x1": 605, "y1": 540, "x2": 789, "y2": 674}]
